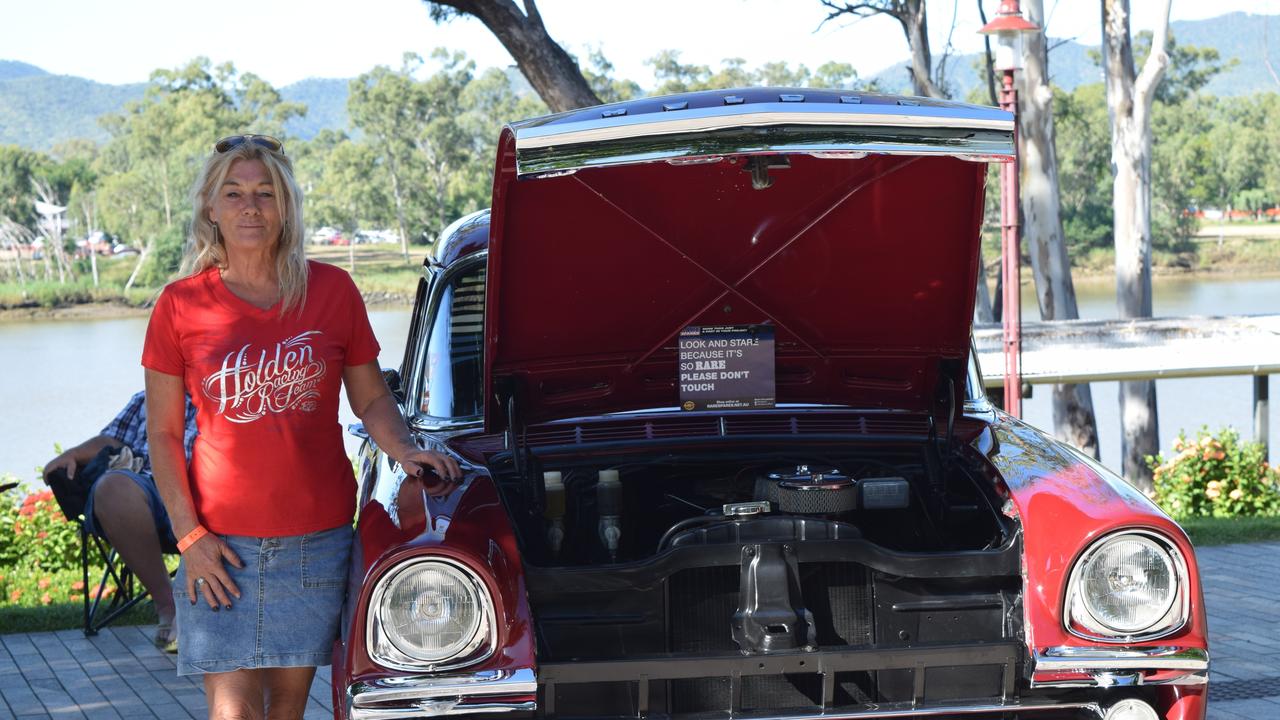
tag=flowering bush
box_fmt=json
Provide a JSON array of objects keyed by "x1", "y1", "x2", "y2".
[
  {"x1": 0, "y1": 485, "x2": 81, "y2": 573},
  {"x1": 1147, "y1": 427, "x2": 1280, "y2": 520}
]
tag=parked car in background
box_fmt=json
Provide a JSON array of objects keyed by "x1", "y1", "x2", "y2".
[
  {"x1": 334, "y1": 88, "x2": 1208, "y2": 720},
  {"x1": 312, "y1": 226, "x2": 342, "y2": 244}
]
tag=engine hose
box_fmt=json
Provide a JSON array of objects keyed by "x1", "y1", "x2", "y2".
[{"x1": 656, "y1": 514, "x2": 727, "y2": 552}]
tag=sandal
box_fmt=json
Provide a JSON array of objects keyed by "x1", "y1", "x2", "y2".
[{"x1": 154, "y1": 621, "x2": 178, "y2": 653}]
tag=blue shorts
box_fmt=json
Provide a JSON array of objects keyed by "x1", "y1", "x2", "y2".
[
  {"x1": 82, "y1": 469, "x2": 177, "y2": 548},
  {"x1": 173, "y1": 523, "x2": 353, "y2": 676}
]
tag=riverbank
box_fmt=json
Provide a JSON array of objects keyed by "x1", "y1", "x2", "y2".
[
  {"x1": 0, "y1": 245, "x2": 417, "y2": 322},
  {"x1": 6, "y1": 232, "x2": 1280, "y2": 322}
]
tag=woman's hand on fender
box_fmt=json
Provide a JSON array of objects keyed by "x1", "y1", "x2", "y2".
[
  {"x1": 184, "y1": 534, "x2": 244, "y2": 611},
  {"x1": 396, "y1": 449, "x2": 462, "y2": 484}
]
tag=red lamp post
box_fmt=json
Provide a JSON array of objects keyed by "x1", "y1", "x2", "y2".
[{"x1": 979, "y1": 1, "x2": 1039, "y2": 418}]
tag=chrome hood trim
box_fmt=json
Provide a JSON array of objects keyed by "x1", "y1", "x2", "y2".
[
  {"x1": 516, "y1": 103, "x2": 1014, "y2": 148},
  {"x1": 512, "y1": 99, "x2": 1014, "y2": 177}
]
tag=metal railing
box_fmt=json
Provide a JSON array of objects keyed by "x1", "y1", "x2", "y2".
[{"x1": 974, "y1": 315, "x2": 1278, "y2": 453}]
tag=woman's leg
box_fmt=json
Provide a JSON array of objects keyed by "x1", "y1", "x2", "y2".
[
  {"x1": 263, "y1": 667, "x2": 318, "y2": 720},
  {"x1": 204, "y1": 670, "x2": 264, "y2": 720}
]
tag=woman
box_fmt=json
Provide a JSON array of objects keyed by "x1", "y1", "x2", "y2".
[{"x1": 143, "y1": 134, "x2": 460, "y2": 719}]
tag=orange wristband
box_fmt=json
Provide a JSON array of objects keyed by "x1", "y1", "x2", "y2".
[{"x1": 177, "y1": 525, "x2": 209, "y2": 553}]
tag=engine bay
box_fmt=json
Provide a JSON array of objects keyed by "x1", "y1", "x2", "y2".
[
  {"x1": 498, "y1": 444, "x2": 1011, "y2": 568},
  {"x1": 492, "y1": 443, "x2": 1024, "y2": 712}
]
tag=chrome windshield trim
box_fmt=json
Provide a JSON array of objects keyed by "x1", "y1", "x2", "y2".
[
  {"x1": 405, "y1": 251, "x2": 488, "y2": 425},
  {"x1": 515, "y1": 103, "x2": 1014, "y2": 150},
  {"x1": 1034, "y1": 646, "x2": 1209, "y2": 672},
  {"x1": 349, "y1": 667, "x2": 536, "y2": 719}
]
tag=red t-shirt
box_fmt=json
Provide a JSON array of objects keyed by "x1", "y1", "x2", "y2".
[{"x1": 142, "y1": 260, "x2": 380, "y2": 536}]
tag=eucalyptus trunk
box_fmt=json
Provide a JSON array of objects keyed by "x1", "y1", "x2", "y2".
[
  {"x1": 387, "y1": 161, "x2": 411, "y2": 261},
  {"x1": 1020, "y1": 0, "x2": 1099, "y2": 459},
  {"x1": 124, "y1": 239, "x2": 151, "y2": 292},
  {"x1": 1102, "y1": 0, "x2": 1171, "y2": 492},
  {"x1": 900, "y1": 0, "x2": 944, "y2": 98}
]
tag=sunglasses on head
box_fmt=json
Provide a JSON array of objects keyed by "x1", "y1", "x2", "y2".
[{"x1": 214, "y1": 134, "x2": 284, "y2": 154}]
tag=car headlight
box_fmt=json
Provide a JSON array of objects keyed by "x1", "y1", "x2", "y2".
[
  {"x1": 367, "y1": 557, "x2": 496, "y2": 671},
  {"x1": 1065, "y1": 531, "x2": 1188, "y2": 642}
]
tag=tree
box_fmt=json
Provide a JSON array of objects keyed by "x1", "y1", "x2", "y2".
[
  {"x1": 1017, "y1": 0, "x2": 1100, "y2": 458},
  {"x1": 818, "y1": 0, "x2": 947, "y2": 98},
  {"x1": 426, "y1": 0, "x2": 601, "y2": 111},
  {"x1": 579, "y1": 49, "x2": 641, "y2": 104},
  {"x1": 1102, "y1": 0, "x2": 1172, "y2": 491},
  {"x1": 0, "y1": 146, "x2": 47, "y2": 231},
  {"x1": 348, "y1": 58, "x2": 429, "y2": 260}
]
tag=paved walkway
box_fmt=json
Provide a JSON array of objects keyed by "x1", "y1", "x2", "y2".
[
  {"x1": 0, "y1": 542, "x2": 1276, "y2": 719},
  {"x1": 0, "y1": 625, "x2": 332, "y2": 719}
]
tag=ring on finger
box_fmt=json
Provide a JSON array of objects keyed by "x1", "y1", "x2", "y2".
[{"x1": 195, "y1": 577, "x2": 206, "y2": 589}]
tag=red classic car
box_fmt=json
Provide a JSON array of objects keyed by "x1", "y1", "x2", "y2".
[{"x1": 334, "y1": 88, "x2": 1207, "y2": 720}]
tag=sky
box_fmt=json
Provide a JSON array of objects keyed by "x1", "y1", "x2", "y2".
[{"x1": 0, "y1": 0, "x2": 1274, "y2": 89}]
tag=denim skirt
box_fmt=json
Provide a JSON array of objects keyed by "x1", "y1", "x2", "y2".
[{"x1": 173, "y1": 524, "x2": 353, "y2": 676}]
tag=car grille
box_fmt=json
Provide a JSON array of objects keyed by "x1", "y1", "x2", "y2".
[
  {"x1": 668, "y1": 563, "x2": 875, "y2": 713},
  {"x1": 522, "y1": 412, "x2": 932, "y2": 448}
]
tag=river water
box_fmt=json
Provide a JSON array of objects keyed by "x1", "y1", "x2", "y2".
[{"x1": 1, "y1": 276, "x2": 1276, "y2": 485}]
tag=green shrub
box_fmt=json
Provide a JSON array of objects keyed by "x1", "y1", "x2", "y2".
[
  {"x1": 0, "y1": 486, "x2": 81, "y2": 573},
  {"x1": 1147, "y1": 427, "x2": 1280, "y2": 520}
]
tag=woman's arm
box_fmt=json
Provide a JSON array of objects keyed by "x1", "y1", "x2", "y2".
[
  {"x1": 343, "y1": 361, "x2": 461, "y2": 481},
  {"x1": 145, "y1": 369, "x2": 242, "y2": 610}
]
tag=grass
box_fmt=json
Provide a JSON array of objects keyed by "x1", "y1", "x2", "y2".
[
  {"x1": 1177, "y1": 516, "x2": 1280, "y2": 547},
  {"x1": 0, "y1": 565, "x2": 159, "y2": 634}
]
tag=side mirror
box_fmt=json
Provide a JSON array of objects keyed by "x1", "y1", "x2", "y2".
[{"x1": 382, "y1": 368, "x2": 405, "y2": 405}]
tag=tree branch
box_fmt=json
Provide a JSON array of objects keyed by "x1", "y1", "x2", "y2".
[
  {"x1": 1134, "y1": 0, "x2": 1171, "y2": 109},
  {"x1": 817, "y1": 0, "x2": 908, "y2": 31}
]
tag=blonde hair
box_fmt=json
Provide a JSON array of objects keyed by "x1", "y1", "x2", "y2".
[{"x1": 184, "y1": 141, "x2": 308, "y2": 314}]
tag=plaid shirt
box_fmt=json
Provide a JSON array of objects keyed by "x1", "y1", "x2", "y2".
[{"x1": 99, "y1": 391, "x2": 198, "y2": 473}]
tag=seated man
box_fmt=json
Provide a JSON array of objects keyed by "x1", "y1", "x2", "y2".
[{"x1": 43, "y1": 390, "x2": 197, "y2": 652}]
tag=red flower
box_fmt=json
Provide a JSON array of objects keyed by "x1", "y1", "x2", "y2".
[
  {"x1": 37, "y1": 578, "x2": 50, "y2": 590},
  {"x1": 36, "y1": 531, "x2": 47, "y2": 540},
  {"x1": 71, "y1": 580, "x2": 85, "y2": 591},
  {"x1": 39, "y1": 593, "x2": 51, "y2": 606},
  {"x1": 68, "y1": 593, "x2": 81, "y2": 602},
  {"x1": 8, "y1": 589, "x2": 21, "y2": 602}
]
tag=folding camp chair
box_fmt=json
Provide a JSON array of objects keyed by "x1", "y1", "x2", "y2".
[{"x1": 78, "y1": 516, "x2": 178, "y2": 636}]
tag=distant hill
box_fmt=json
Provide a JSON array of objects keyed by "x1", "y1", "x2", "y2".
[
  {"x1": 280, "y1": 77, "x2": 351, "y2": 140},
  {"x1": 0, "y1": 72, "x2": 352, "y2": 151},
  {"x1": 0, "y1": 60, "x2": 47, "y2": 81},
  {"x1": 2, "y1": 11, "x2": 1277, "y2": 151},
  {"x1": 0, "y1": 74, "x2": 145, "y2": 150},
  {"x1": 872, "y1": 11, "x2": 1276, "y2": 98}
]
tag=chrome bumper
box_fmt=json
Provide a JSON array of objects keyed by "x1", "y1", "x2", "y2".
[
  {"x1": 347, "y1": 667, "x2": 536, "y2": 720},
  {"x1": 1031, "y1": 645, "x2": 1210, "y2": 688}
]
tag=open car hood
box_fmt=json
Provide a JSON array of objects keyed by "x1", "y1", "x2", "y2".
[{"x1": 483, "y1": 88, "x2": 1013, "y2": 432}]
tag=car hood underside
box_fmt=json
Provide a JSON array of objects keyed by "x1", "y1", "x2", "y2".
[{"x1": 483, "y1": 89, "x2": 1013, "y2": 430}]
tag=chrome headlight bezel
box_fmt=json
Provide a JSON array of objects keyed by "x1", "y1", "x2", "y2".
[
  {"x1": 1064, "y1": 530, "x2": 1189, "y2": 643},
  {"x1": 366, "y1": 556, "x2": 497, "y2": 672}
]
